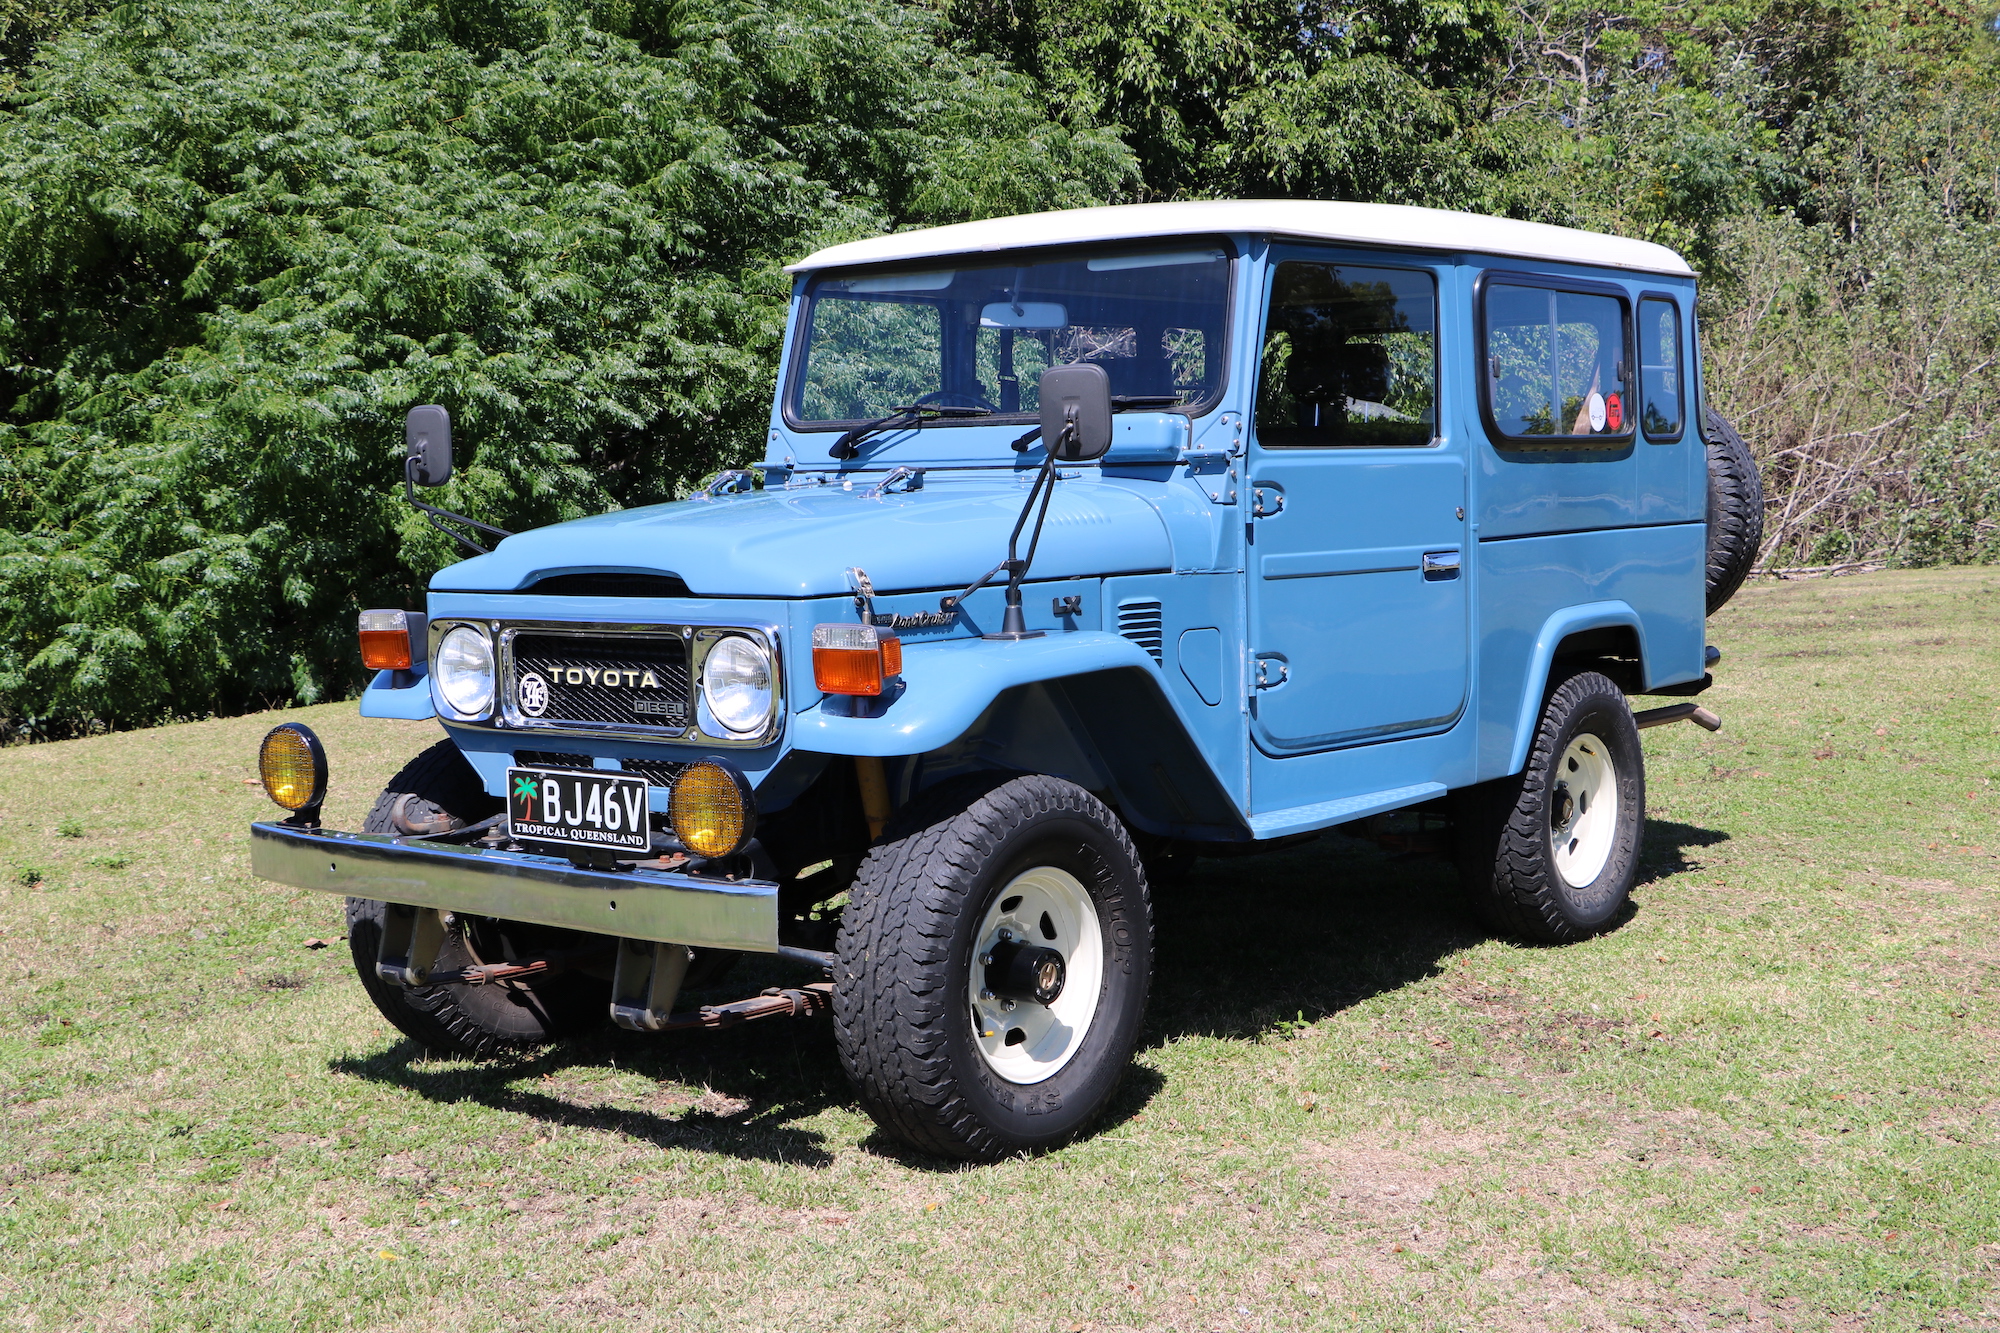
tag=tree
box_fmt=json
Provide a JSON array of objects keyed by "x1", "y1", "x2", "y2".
[{"x1": 0, "y1": 0, "x2": 1135, "y2": 730}]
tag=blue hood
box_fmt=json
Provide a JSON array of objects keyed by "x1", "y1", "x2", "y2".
[{"x1": 431, "y1": 475, "x2": 1174, "y2": 598}]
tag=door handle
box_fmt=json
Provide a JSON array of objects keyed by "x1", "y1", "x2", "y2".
[{"x1": 1422, "y1": 550, "x2": 1461, "y2": 581}]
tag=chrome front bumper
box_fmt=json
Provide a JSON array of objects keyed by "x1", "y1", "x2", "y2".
[{"x1": 249, "y1": 822, "x2": 779, "y2": 953}]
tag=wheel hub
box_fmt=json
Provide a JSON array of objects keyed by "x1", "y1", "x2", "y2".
[
  {"x1": 967, "y1": 866, "x2": 1104, "y2": 1085},
  {"x1": 984, "y1": 937, "x2": 1067, "y2": 1006},
  {"x1": 1548, "y1": 731, "x2": 1618, "y2": 888}
]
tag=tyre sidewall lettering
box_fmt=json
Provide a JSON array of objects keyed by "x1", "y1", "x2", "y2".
[{"x1": 950, "y1": 814, "x2": 1145, "y2": 1138}]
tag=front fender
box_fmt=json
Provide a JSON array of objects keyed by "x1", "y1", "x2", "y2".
[
  {"x1": 791, "y1": 631, "x2": 1163, "y2": 757},
  {"x1": 1506, "y1": 600, "x2": 1647, "y2": 773},
  {"x1": 359, "y1": 668, "x2": 436, "y2": 720}
]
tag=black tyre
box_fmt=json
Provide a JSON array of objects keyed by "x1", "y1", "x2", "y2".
[
  {"x1": 1704, "y1": 407, "x2": 1764, "y2": 614},
  {"x1": 347, "y1": 741, "x2": 609, "y2": 1057},
  {"x1": 832, "y1": 773, "x2": 1153, "y2": 1161},
  {"x1": 1452, "y1": 671, "x2": 1644, "y2": 943}
]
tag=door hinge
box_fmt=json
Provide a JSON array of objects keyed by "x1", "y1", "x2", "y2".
[
  {"x1": 1253, "y1": 656, "x2": 1289, "y2": 689},
  {"x1": 1251, "y1": 486, "x2": 1284, "y2": 518}
]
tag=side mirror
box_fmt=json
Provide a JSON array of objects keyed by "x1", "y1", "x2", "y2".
[
  {"x1": 405, "y1": 405, "x2": 452, "y2": 487},
  {"x1": 1039, "y1": 363, "x2": 1112, "y2": 462}
]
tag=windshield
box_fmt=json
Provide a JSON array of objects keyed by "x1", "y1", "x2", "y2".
[{"x1": 790, "y1": 245, "x2": 1233, "y2": 425}]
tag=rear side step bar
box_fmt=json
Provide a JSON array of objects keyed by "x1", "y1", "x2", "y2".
[{"x1": 1632, "y1": 702, "x2": 1722, "y2": 732}]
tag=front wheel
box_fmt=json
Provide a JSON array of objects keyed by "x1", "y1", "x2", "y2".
[
  {"x1": 1453, "y1": 670, "x2": 1645, "y2": 942},
  {"x1": 349, "y1": 741, "x2": 609, "y2": 1056},
  {"x1": 832, "y1": 773, "x2": 1153, "y2": 1160}
]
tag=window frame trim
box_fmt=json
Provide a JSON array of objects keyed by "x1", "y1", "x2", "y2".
[
  {"x1": 1249, "y1": 252, "x2": 1443, "y2": 451},
  {"x1": 1636, "y1": 290, "x2": 1688, "y2": 444},
  {"x1": 780, "y1": 235, "x2": 1240, "y2": 433},
  {"x1": 1474, "y1": 269, "x2": 1638, "y2": 452}
]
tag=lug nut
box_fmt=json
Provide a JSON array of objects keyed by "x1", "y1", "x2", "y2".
[
  {"x1": 979, "y1": 954, "x2": 993, "y2": 966},
  {"x1": 1002, "y1": 999, "x2": 1015, "y2": 1011},
  {"x1": 979, "y1": 989, "x2": 994, "y2": 1001}
]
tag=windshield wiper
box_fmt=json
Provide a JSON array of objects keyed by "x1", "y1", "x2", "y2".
[{"x1": 829, "y1": 405, "x2": 990, "y2": 460}]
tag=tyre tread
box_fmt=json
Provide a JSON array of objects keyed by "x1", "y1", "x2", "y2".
[
  {"x1": 1704, "y1": 407, "x2": 1765, "y2": 615},
  {"x1": 1455, "y1": 670, "x2": 1643, "y2": 944},
  {"x1": 832, "y1": 772, "x2": 1150, "y2": 1160}
]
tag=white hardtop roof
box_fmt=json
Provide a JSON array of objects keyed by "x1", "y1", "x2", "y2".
[{"x1": 787, "y1": 199, "x2": 1695, "y2": 278}]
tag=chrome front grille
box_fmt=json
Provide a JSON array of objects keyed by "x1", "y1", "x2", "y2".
[{"x1": 508, "y1": 632, "x2": 692, "y2": 731}]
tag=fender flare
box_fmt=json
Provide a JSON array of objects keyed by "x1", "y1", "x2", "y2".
[
  {"x1": 1506, "y1": 601, "x2": 1648, "y2": 774},
  {"x1": 791, "y1": 630, "x2": 1245, "y2": 837},
  {"x1": 791, "y1": 630, "x2": 1172, "y2": 757}
]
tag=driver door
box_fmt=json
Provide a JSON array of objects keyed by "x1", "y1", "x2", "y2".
[{"x1": 1245, "y1": 250, "x2": 1469, "y2": 755}]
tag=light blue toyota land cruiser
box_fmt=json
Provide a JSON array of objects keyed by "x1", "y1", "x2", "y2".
[{"x1": 249, "y1": 200, "x2": 1764, "y2": 1160}]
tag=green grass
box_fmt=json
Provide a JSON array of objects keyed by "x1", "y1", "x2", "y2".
[{"x1": 3, "y1": 568, "x2": 1998, "y2": 1331}]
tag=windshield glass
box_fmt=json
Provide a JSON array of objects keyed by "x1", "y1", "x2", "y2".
[{"x1": 791, "y1": 245, "x2": 1233, "y2": 425}]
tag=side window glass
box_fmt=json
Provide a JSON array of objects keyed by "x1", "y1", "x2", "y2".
[
  {"x1": 1484, "y1": 284, "x2": 1632, "y2": 442},
  {"x1": 1256, "y1": 262, "x2": 1436, "y2": 447},
  {"x1": 1639, "y1": 297, "x2": 1683, "y2": 440}
]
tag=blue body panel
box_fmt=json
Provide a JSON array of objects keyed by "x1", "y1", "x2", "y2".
[
  {"x1": 411, "y1": 234, "x2": 1707, "y2": 843},
  {"x1": 1474, "y1": 525, "x2": 1706, "y2": 777},
  {"x1": 360, "y1": 668, "x2": 436, "y2": 720},
  {"x1": 793, "y1": 631, "x2": 1158, "y2": 756}
]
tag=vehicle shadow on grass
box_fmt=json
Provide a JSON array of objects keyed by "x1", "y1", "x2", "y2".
[
  {"x1": 1634, "y1": 819, "x2": 1730, "y2": 887},
  {"x1": 1143, "y1": 816, "x2": 1727, "y2": 1044},
  {"x1": 333, "y1": 815, "x2": 1724, "y2": 1165},
  {"x1": 332, "y1": 989, "x2": 852, "y2": 1168}
]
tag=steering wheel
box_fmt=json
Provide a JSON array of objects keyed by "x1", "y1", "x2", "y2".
[{"x1": 915, "y1": 389, "x2": 1000, "y2": 413}]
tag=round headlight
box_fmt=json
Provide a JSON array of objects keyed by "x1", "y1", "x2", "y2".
[
  {"x1": 258, "y1": 723, "x2": 327, "y2": 812},
  {"x1": 669, "y1": 760, "x2": 755, "y2": 859},
  {"x1": 700, "y1": 635, "x2": 773, "y2": 736},
  {"x1": 433, "y1": 625, "x2": 494, "y2": 717}
]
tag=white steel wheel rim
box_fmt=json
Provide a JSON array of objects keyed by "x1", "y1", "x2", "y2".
[
  {"x1": 967, "y1": 866, "x2": 1104, "y2": 1086},
  {"x1": 1549, "y1": 731, "x2": 1619, "y2": 887}
]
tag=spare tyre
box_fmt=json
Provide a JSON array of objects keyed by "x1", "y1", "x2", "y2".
[{"x1": 1703, "y1": 407, "x2": 1764, "y2": 614}]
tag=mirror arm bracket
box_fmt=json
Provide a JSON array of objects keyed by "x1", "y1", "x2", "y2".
[{"x1": 403, "y1": 460, "x2": 514, "y2": 557}]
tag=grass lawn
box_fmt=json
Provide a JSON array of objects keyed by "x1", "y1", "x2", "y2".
[{"x1": 3, "y1": 568, "x2": 1998, "y2": 1332}]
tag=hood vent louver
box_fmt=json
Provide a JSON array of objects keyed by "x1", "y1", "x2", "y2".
[
  {"x1": 520, "y1": 572, "x2": 693, "y2": 599},
  {"x1": 1117, "y1": 600, "x2": 1164, "y2": 666}
]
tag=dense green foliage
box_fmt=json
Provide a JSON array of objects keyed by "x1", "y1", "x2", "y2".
[
  {"x1": 0, "y1": 0, "x2": 1996, "y2": 730},
  {"x1": 0, "y1": 0, "x2": 1131, "y2": 729}
]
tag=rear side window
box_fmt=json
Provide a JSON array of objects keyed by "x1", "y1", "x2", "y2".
[
  {"x1": 1639, "y1": 297, "x2": 1684, "y2": 441},
  {"x1": 1256, "y1": 262, "x2": 1437, "y2": 447},
  {"x1": 1482, "y1": 282, "x2": 1633, "y2": 444}
]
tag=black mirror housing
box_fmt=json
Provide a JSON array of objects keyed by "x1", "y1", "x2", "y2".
[
  {"x1": 1039, "y1": 364, "x2": 1113, "y2": 461},
  {"x1": 405, "y1": 405, "x2": 452, "y2": 487}
]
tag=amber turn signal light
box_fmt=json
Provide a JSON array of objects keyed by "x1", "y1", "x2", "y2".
[
  {"x1": 812, "y1": 623, "x2": 902, "y2": 697},
  {"x1": 358, "y1": 609, "x2": 428, "y2": 672},
  {"x1": 259, "y1": 723, "x2": 327, "y2": 814},
  {"x1": 669, "y1": 759, "x2": 755, "y2": 860}
]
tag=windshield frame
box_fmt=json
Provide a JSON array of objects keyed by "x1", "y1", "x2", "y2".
[{"x1": 780, "y1": 236, "x2": 1240, "y2": 434}]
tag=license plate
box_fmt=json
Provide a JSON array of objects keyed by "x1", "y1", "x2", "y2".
[{"x1": 506, "y1": 766, "x2": 651, "y2": 853}]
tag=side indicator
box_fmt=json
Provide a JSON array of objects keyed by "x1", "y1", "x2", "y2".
[
  {"x1": 359, "y1": 609, "x2": 429, "y2": 672},
  {"x1": 813, "y1": 623, "x2": 902, "y2": 697}
]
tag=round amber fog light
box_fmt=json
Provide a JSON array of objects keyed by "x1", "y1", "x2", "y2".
[
  {"x1": 259, "y1": 723, "x2": 327, "y2": 813},
  {"x1": 669, "y1": 760, "x2": 754, "y2": 860}
]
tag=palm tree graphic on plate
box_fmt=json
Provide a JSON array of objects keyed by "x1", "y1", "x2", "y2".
[{"x1": 512, "y1": 772, "x2": 541, "y2": 821}]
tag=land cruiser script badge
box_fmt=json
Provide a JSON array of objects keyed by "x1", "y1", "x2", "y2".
[
  {"x1": 518, "y1": 672, "x2": 550, "y2": 716},
  {"x1": 872, "y1": 609, "x2": 958, "y2": 630}
]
